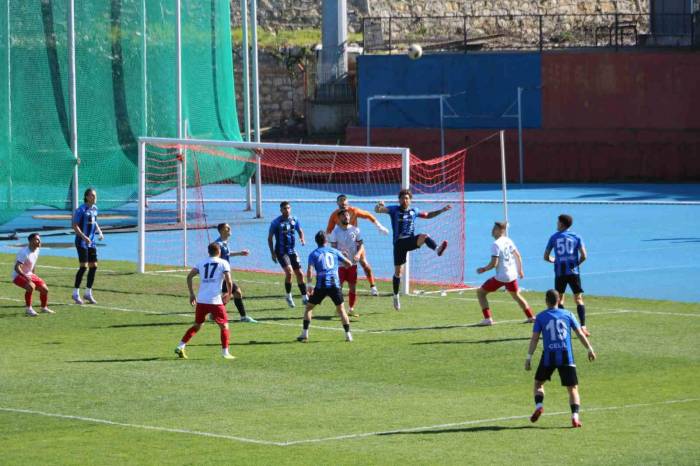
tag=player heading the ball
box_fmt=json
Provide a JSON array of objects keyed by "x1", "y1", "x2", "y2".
[
  {"x1": 268, "y1": 201, "x2": 308, "y2": 309},
  {"x1": 329, "y1": 209, "x2": 365, "y2": 317},
  {"x1": 375, "y1": 189, "x2": 450, "y2": 311},
  {"x1": 297, "y1": 231, "x2": 354, "y2": 343},
  {"x1": 326, "y1": 194, "x2": 388, "y2": 297}
]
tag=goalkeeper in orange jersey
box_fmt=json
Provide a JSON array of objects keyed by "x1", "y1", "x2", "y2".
[{"x1": 326, "y1": 194, "x2": 389, "y2": 296}]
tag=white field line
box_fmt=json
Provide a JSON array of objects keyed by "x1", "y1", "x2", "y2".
[{"x1": 1, "y1": 398, "x2": 697, "y2": 447}]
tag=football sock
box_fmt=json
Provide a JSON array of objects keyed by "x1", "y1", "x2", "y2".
[
  {"x1": 298, "y1": 283, "x2": 307, "y2": 295},
  {"x1": 571, "y1": 404, "x2": 580, "y2": 416},
  {"x1": 39, "y1": 291, "x2": 48, "y2": 308},
  {"x1": 177, "y1": 342, "x2": 186, "y2": 350},
  {"x1": 524, "y1": 307, "x2": 534, "y2": 319},
  {"x1": 576, "y1": 304, "x2": 586, "y2": 325},
  {"x1": 220, "y1": 328, "x2": 230, "y2": 349},
  {"x1": 74, "y1": 266, "x2": 87, "y2": 288},
  {"x1": 557, "y1": 303, "x2": 565, "y2": 309},
  {"x1": 86, "y1": 267, "x2": 97, "y2": 288},
  {"x1": 302, "y1": 319, "x2": 310, "y2": 338},
  {"x1": 424, "y1": 236, "x2": 437, "y2": 250},
  {"x1": 182, "y1": 326, "x2": 198, "y2": 343},
  {"x1": 233, "y1": 298, "x2": 246, "y2": 317},
  {"x1": 284, "y1": 282, "x2": 292, "y2": 294},
  {"x1": 343, "y1": 323, "x2": 350, "y2": 332},
  {"x1": 535, "y1": 394, "x2": 544, "y2": 408},
  {"x1": 24, "y1": 290, "x2": 32, "y2": 307},
  {"x1": 303, "y1": 319, "x2": 310, "y2": 330},
  {"x1": 482, "y1": 308, "x2": 492, "y2": 319},
  {"x1": 392, "y1": 275, "x2": 400, "y2": 295},
  {"x1": 349, "y1": 292, "x2": 356, "y2": 308}
]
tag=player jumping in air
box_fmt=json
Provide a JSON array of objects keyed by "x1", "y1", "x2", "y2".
[
  {"x1": 326, "y1": 194, "x2": 389, "y2": 296},
  {"x1": 214, "y1": 222, "x2": 257, "y2": 323},
  {"x1": 72, "y1": 188, "x2": 104, "y2": 305},
  {"x1": 375, "y1": 189, "x2": 450, "y2": 311},
  {"x1": 475, "y1": 221, "x2": 534, "y2": 326},
  {"x1": 12, "y1": 233, "x2": 54, "y2": 316},
  {"x1": 268, "y1": 201, "x2": 308, "y2": 308},
  {"x1": 526, "y1": 289, "x2": 596, "y2": 428},
  {"x1": 297, "y1": 231, "x2": 354, "y2": 343},
  {"x1": 329, "y1": 209, "x2": 365, "y2": 317},
  {"x1": 175, "y1": 242, "x2": 235, "y2": 360},
  {"x1": 544, "y1": 214, "x2": 590, "y2": 336}
]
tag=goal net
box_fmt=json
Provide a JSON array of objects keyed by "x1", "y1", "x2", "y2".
[{"x1": 137, "y1": 137, "x2": 466, "y2": 292}]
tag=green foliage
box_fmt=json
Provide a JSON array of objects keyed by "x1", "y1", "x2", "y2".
[
  {"x1": 1, "y1": 254, "x2": 699, "y2": 465},
  {"x1": 231, "y1": 26, "x2": 362, "y2": 49}
]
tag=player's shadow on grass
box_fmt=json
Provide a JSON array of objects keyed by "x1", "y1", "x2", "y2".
[
  {"x1": 68, "y1": 357, "x2": 165, "y2": 363},
  {"x1": 189, "y1": 340, "x2": 296, "y2": 347},
  {"x1": 413, "y1": 337, "x2": 530, "y2": 346},
  {"x1": 107, "y1": 322, "x2": 189, "y2": 328},
  {"x1": 379, "y1": 425, "x2": 563, "y2": 436}
]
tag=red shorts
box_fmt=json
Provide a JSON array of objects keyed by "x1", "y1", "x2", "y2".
[
  {"x1": 481, "y1": 277, "x2": 519, "y2": 292},
  {"x1": 195, "y1": 303, "x2": 228, "y2": 325},
  {"x1": 13, "y1": 274, "x2": 46, "y2": 289},
  {"x1": 339, "y1": 265, "x2": 358, "y2": 285}
]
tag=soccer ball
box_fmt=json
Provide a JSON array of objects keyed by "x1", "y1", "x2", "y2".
[{"x1": 407, "y1": 43, "x2": 423, "y2": 60}]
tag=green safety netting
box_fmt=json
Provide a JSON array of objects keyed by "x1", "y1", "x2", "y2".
[{"x1": 0, "y1": 0, "x2": 253, "y2": 227}]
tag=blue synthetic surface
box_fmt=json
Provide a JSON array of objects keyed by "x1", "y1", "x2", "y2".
[{"x1": 2, "y1": 183, "x2": 699, "y2": 303}]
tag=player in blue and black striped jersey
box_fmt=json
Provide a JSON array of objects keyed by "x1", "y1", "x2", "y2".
[
  {"x1": 71, "y1": 188, "x2": 104, "y2": 305},
  {"x1": 525, "y1": 289, "x2": 596, "y2": 428},
  {"x1": 214, "y1": 223, "x2": 257, "y2": 323},
  {"x1": 267, "y1": 201, "x2": 308, "y2": 309},
  {"x1": 297, "y1": 231, "x2": 353, "y2": 343},
  {"x1": 375, "y1": 189, "x2": 451, "y2": 311},
  {"x1": 544, "y1": 214, "x2": 590, "y2": 336}
]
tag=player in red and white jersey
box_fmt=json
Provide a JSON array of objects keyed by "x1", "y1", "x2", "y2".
[
  {"x1": 329, "y1": 209, "x2": 365, "y2": 317},
  {"x1": 12, "y1": 233, "x2": 54, "y2": 317},
  {"x1": 174, "y1": 243, "x2": 235, "y2": 359},
  {"x1": 475, "y1": 221, "x2": 533, "y2": 326}
]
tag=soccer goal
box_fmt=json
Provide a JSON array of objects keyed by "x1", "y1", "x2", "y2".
[{"x1": 137, "y1": 137, "x2": 467, "y2": 293}]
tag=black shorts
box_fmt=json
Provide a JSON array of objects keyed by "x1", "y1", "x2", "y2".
[
  {"x1": 393, "y1": 236, "x2": 421, "y2": 266},
  {"x1": 276, "y1": 252, "x2": 301, "y2": 270},
  {"x1": 75, "y1": 244, "x2": 98, "y2": 263},
  {"x1": 555, "y1": 275, "x2": 584, "y2": 295},
  {"x1": 309, "y1": 286, "x2": 344, "y2": 306},
  {"x1": 535, "y1": 360, "x2": 579, "y2": 387},
  {"x1": 221, "y1": 281, "x2": 240, "y2": 294}
]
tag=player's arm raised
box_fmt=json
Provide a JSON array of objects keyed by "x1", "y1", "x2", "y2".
[
  {"x1": 574, "y1": 327, "x2": 596, "y2": 361},
  {"x1": 374, "y1": 200, "x2": 389, "y2": 214},
  {"x1": 267, "y1": 232, "x2": 277, "y2": 263},
  {"x1": 355, "y1": 207, "x2": 389, "y2": 234},
  {"x1": 525, "y1": 331, "x2": 540, "y2": 371},
  {"x1": 419, "y1": 204, "x2": 452, "y2": 219},
  {"x1": 232, "y1": 249, "x2": 250, "y2": 257},
  {"x1": 477, "y1": 256, "x2": 499, "y2": 274},
  {"x1": 514, "y1": 248, "x2": 525, "y2": 279},
  {"x1": 186, "y1": 267, "x2": 198, "y2": 306}
]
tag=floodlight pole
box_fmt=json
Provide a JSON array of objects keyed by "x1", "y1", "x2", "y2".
[
  {"x1": 137, "y1": 140, "x2": 146, "y2": 273},
  {"x1": 250, "y1": 0, "x2": 263, "y2": 218},
  {"x1": 68, "y1": 0, "x2": 79, "y2": 211},
  {"x1": 517, "y1": 86, "x2": 524, "y2": 184},
  {"x1": 176, "y1": 0, "x2": 187, "y2": 266},
  {"x1": 241, "y1": 0, "x2": 253, "y2": 211}
]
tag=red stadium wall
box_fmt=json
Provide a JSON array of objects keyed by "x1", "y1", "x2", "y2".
[{"x1": 347, "y1": 50, "x2": 700, "y2": 182}]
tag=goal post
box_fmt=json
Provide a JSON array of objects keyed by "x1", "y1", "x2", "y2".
[{"x1": 137, "y1": 137, "x2": 464, "y2": 294}]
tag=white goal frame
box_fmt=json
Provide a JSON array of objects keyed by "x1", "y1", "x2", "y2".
[{"x1": 137, "y1": 136, "x2": 412, "y2": 294}]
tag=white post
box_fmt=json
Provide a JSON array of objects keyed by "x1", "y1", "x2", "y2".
[
  {"x1": 6, "y1": 0, "x2": 12, "y2": 208},
  {"x1": 401, "y1": 147, "x2": 410, "y2": 295},
  {"x1": 499, "y1": 130, "x2": 509, "y2": 232},
  {"x1": 439, "y1": 96, "x2": 445, "y2": 156},
  {"x1": 137, "y1": 140, "x2": 146, "y2": 273},
  {"x1": 175, "y1": 0, "x2": 184, "y2": 224},
  {"x1": 142, "y1": 0, "x2": 147, "y2": 138},
  {"x1": 517, "y1": 86, "x2": 524, "y2": 185},
  {"x1": 250, "y1": 0, "x2": 263, "y2": 218},
  {"x1": 68, "y1": 0, "x2": 79, "y2": 211},
  {"x1": 241, "y1": 0, "x2": 253, "y2": 211}
]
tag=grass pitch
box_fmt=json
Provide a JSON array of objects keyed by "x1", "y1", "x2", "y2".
[{"x1": 1, "y1": 254, "x2": 699, "y2": 465}]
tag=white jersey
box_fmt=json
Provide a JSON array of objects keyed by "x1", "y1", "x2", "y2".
[
  {"x1": 194, "y1": 256, "x2": 231, "y2": 305},
  {"x1": 12, "y1": 246, "x2": 39, "y2": 280},
  {"x1": 329, "y1": 225, "x2": 363, "y2": 265},
  {"x1": 491, "y1": 236, "x2": 519, "y2": 282}
]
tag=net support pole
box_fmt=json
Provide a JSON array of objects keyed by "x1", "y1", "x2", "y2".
[
  {"x1": 499, "y1": 130, "x2": 509, "y2": 233},
  {"x1": 401, "y1": 147, "x2": 410, "y2": 295},
  {"x1": 250, "y1": 0, "x2": 263, "y2": 218},
  {"x1": 137, "y1": 140, "x2": 146, "y2": 273},
  {"x1": 241, "y1": 0, "x2": 253, "y2": 211},
  {"x1": 175, "y1": 0, "x2": 184, "y2": 225},
  {"x1": 6, "y1": 0, "x2": 12, "y2": 208},
  {"x1": 68, "y1": 0, "x2": 79, "y2": 211},
  {"x1": 517, "y1": 86, "x2": 524, "y2": 184}
]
